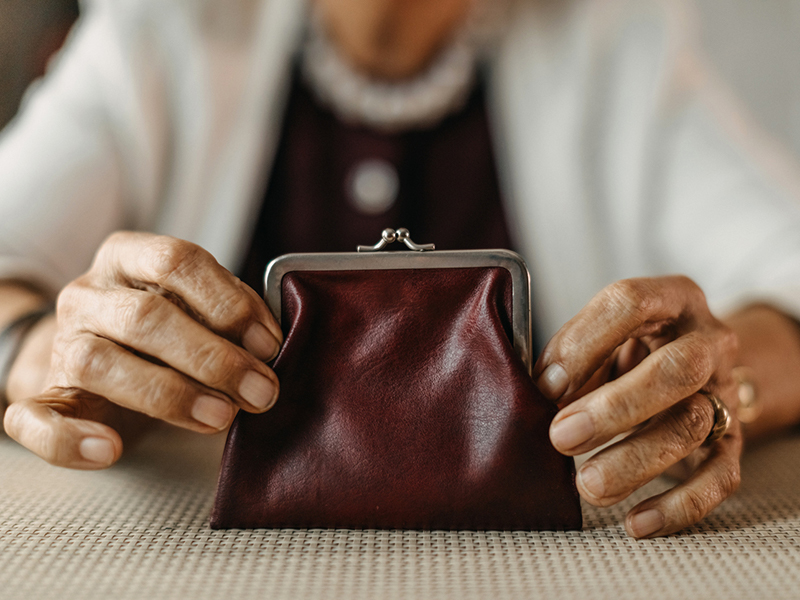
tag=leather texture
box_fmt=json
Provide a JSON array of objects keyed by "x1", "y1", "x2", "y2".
[{"x1": 211, "y1": 267, "x2": 581, "y2": 530}]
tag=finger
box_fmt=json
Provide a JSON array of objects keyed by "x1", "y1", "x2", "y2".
[
  {"x1": 55, "y1": 333, "x2": 241, "y2": 432},
  {"x1": 663, "y1": 448, "x2": 710, "y2": 481},
  {"x1": 77, "y1": 287, "x2": 278, "y2": 412},
  {"x1": 550, "y1": 329, "x2": 728, "y2": 454},
  {"x1": 557, "y1": 348, "x2": 619, "y2": 408},
  {"x1": 613, "y1": 338, "x2": 650, "y2": 378},
  {"x1": 88, "y1": 232, "x2": 282, "y2": 359},
  {"x1": 534, "y1": 276, "x2": 709, "y2": 400},
  {"x1": 624, "y1": 430, "x2": 742, "y2": 538},
  {"x1": 576, "y1": 394, "x2": 714, "y2": 506},
  {"x1": 555, "y1": 340, "x2": 648, "y2": 409},
  {"x1": 4, "y1": 396, "x2": 123, "y2": 469}
]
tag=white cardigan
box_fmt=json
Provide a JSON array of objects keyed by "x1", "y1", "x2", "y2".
[{"x1": 2, "y1": 0, "x2": 800, "y2": 341}]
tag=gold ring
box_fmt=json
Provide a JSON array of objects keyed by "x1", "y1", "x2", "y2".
[{"x1": 702, "y1": 392, "x2": 732, "y2": 445}]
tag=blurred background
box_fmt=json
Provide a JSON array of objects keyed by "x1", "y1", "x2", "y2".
[
  {"x1": 0, "y1": 0, "x2": 78, "y2": 129},
  {"x1": 0, "y1": 0, "x2": 799, "y2": 158},
  {"x1": 697, "y1": 0, "x2": 800, "y2": 159}
]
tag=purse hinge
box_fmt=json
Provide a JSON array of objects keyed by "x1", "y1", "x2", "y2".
[{"x1": 357, "y1": 228, "x2": 435, "y2": 253}]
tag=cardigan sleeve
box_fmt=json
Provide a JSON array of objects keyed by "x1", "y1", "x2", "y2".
[
  {"x1": 0, "y1": 0, "x2": 169, "y2": 294},
  {"x1": 644, "y1": 4, "x2": 800, "y2": 321},
  {"x1": 488, "y1": 0, "x2": 800, "y2": 336}
]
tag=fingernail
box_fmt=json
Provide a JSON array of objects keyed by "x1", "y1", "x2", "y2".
[
  {"x1": 243, "y1": 322, "x2": 279, "y2": 361},
  {"x1": 79, "y1": 437, "x2": 115, "y2": 465},
  {"x1": 192, "y1": 395, "x2": 233, "y2": 430},
  {"x1": 239, "y1": 370, "x2": 277, "y2": 411},
  {"x1": 550, "y1": 412, "x2": 595, "y2": 451},
  {"x1": 537, "y1": 363, "x2": 569, "y2": 399},
  {"x1": 629, "y1": 509, "x2": 665, "y2": 538},
  {"x1": 578, "y1": 465, "x2": 605, "y2": 499}
]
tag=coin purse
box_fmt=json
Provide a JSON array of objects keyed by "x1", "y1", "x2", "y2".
[{"x1": 211, "y1": 229, "x2": 581, "y2": 530}]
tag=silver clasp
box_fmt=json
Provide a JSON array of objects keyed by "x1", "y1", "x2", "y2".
[{"x1": 357, "y1": 228, "x2": 435, "y2": 252}]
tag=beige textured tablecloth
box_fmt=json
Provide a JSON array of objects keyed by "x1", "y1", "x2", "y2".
[{"x1": 2, "y1": 426, "x2": 799, "y2": 600}]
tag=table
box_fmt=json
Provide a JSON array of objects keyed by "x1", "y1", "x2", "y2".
[{"x1": 2, "y1": 427, "x2": 800, "y2": 599}]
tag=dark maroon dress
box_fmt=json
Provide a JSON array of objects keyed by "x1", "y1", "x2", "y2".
[{"x1": 238, "y1": 67, "x2": 514, "y2": 296}]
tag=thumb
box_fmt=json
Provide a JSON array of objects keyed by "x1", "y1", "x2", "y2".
[{"x1": 4, "y1": 390, "x2": 123, "y2": 469}]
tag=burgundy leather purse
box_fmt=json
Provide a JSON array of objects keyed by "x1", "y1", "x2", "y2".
[{"x1": 211, "y1": 229, "x2": 581, "y2": 530}]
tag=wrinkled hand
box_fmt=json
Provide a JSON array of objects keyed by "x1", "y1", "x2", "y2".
[
  {"x1": 4, "y1": 232, "x2": 282, "y2": 469},
  {"x1": 534, "y1": 276, "x2": 742, "y2": 538}
]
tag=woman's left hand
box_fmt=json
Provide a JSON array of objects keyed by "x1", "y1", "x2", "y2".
[{"x1": 534, "y1": 276, "x2": 742, "y2": 538}]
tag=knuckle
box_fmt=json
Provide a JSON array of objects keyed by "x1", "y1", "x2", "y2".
[
  {"x1": 208, "y1": 292, "x2": 254, "y2": 333},
  {"x1": 718, "y1": 460, "x2": 741, "y2": 498},
  {"x1": 597, "y1": 387, "x2": 639, "y2": 430},
  {"x1": 94, "y1": 231, "x2": 127, "y2": 264},
  {"x1": 56, "y1": 283, "x2": 77, "y2": 311},
  {"x1": 673, "y1": 275, "x2": 708, "y2": 311},
  {"x1": 615, "y1": 445, "x2": 651, "y2": 486},
  {"x1": 92, "y1": 231, "x2": 139, "y2": 275},
  {"x1": 667, "y1": 398, "x2": 714, "y2": 446},
  {"x1": 5, "y1": 401, "x2": 74, "y2": 466},
  {"x1": 56, "y1": 281, "x2": 88, "y2": 321},
  {"x1": 679, "y1": 486, "x2": 709, "y2": 525},
  {"x1": 604, "y1": 279, "x2": 654, "y2": 323},
  {"x1": 190, "y1": 342, "x2": 244, "y2": 389},
  {"x1": 38, "y1": 429, "x2": 68, "y2": 466},
  {"x1": 104, "y1": 230, "x2": 130, "y2": 248},
  {"x1": 674, "y1": 457, "x2": 740, "y2": 527},
  {"x1": 64, "y1": 336, "x2": 107, "y2": 387},
  {"x1": 675, "y1": 274, "x2": 702, "y2": 296},
  {"x1": 688, "y1": 277, "x2": 709, "y2": 308},
  {"x1": 554, "y1": 331, "x2": 582, "y2": 364},
  {"x1": 4, "y1": 403, "x2": 64, "y2": 465},
  {"x1": 657, "y1": 338, "x2": 713, "y2": 391},
  {"x1": 148, "y1": 237, "x2": 205, "y2": 284},
  {"x1": 137, "y1": 372, "x2": 189, "y2": 419},
  {"x1": 117, "y1": 292, "x2": 169, "y2": 339}
]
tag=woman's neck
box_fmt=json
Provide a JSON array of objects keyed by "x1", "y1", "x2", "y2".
[{"x1": 313, "y1": 0, "x2": 472, "y2": 80}]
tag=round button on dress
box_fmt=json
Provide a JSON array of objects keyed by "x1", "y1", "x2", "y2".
[{"x1": 347, "y1": 159, "x2": 399, "y2": 215}]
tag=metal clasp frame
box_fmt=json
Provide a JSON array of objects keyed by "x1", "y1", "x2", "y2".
[
  {"x1": 357, "y1": 228, "x2": 435, "y2": 253},
  {"x1": 265, "y1": 229, "x2": 533, "y2": 375}
]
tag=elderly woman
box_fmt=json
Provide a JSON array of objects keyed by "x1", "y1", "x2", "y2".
[{"x1": 2, "y1": 0, "x2": 800, "y2": 539}]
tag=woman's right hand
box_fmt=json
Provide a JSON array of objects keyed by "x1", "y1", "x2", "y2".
[{"x1": 3, "y1": 231, "x2": 283, "y2": 469}]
